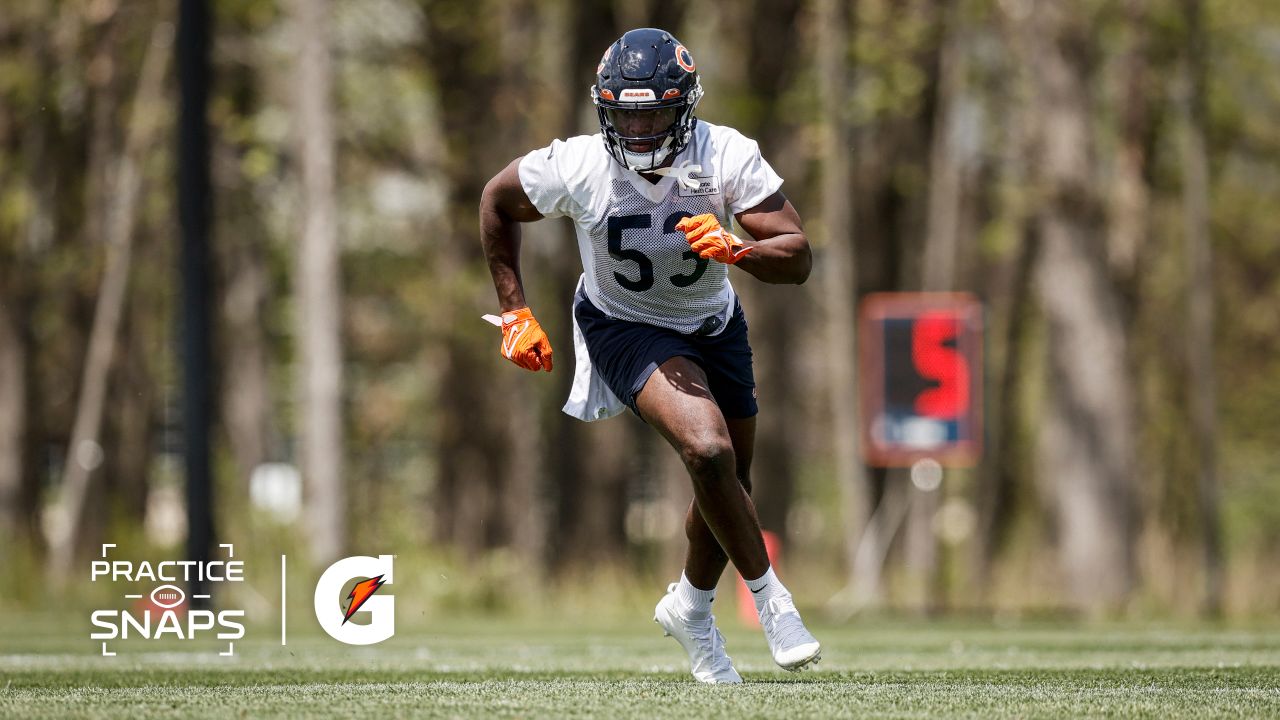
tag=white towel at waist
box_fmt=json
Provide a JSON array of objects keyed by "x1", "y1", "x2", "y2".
[{"x1": 562, "y1": 275, "x2": 626, "y2": 422}]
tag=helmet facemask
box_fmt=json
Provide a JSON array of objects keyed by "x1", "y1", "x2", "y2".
[{"x1": 592, "y1": 79, "x2": 702, "y2": 173}]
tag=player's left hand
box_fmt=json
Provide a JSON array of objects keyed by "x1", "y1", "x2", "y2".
[{"x1": 676, "y1": 214, "x2": 754, "y2": 265}]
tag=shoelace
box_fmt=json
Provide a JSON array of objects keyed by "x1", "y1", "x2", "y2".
[
  {"x1": 761, "y1": 595, "x2": 812, "y2": 650},
  {"x1": 685, "y1": 614, "x2": 735, "y2": 674}
]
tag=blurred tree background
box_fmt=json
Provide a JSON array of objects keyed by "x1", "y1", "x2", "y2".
[{"x1": 1, "y1": 0, "x2": 1278, "y2": 619}]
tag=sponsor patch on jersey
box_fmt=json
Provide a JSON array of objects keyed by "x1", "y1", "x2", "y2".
[{"x1": 677, "y1": 173, "x2": 721, "y2": 197}]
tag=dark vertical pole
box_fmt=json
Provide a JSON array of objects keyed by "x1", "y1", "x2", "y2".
[{"x1": 178, "y1": 0, "x2": 214, "y2": 607}]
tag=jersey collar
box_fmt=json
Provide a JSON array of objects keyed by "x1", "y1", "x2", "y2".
[{"x1": 619, "y1": 163, "x2": 677, "y2": 204}]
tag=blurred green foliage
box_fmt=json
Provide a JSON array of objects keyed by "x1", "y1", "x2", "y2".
[{"x1": 0, "y1": 0, "x2": 1278, "y2": 619}]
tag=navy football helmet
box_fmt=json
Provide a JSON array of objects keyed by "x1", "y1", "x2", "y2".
[{"x1": 590, "y1": 28, "x2": 703, "y2": 172}]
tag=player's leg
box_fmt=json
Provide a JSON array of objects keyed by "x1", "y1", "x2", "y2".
[
  {"x1": 682, "y1": 416, "x2": 755, "y2": 590},
  {"x1": 645, "y1": 357, "x2": 753, "y2": 683},
  {"x1": 647, "y1": 369, "x2": 818, "y2": 671},
  {"x1": 635, "y1": 356, "x2": 769, "y2": 580},
  {"x1": 678, "y1": 306, "x2": 821, "y2": 671}
]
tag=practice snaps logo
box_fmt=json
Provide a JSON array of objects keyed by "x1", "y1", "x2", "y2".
[
  {"x1": 313, "y1": 554, "x2": 395, "y2": 645},
  {"x1": 90, "y1": 543, "x2": 246, "y2": 657}
]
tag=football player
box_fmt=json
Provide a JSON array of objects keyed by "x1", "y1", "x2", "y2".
[{"x1": 479, "y1": 27, "x2": 820, "y2": 683}]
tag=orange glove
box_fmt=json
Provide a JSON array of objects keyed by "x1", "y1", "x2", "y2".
[
  {"x1": 675, "y1": 214, "x2": 754, "y2": 264},
  {"x1": 498, "y1": 307, "x2": 553, "y2": 372}
]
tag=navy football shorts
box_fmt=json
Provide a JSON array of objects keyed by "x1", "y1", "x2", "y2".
[{"x1": 573, "y1": 287, "x2": 758, "y2": 420}]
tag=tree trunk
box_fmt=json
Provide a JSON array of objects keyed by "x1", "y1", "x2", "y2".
[
  {"x1": 293, "y1": 0, "x2": 346, "y2": 566},
  {"x1": 904, "y1": 0, "x2": 971, "y2": 614},
  {"x1": 727, "y1": 0, "x2": 806, "y2": 544},
  {"x1": 421, "y1": 0, "x2": 558, "y2": 563},
  {"x1": 921, "y1": 4, "x2": 967, "y2": 296},
  {"x1": 49, "y1": 22, "x2": 172, "y2": 579},
  {"x1": 211, "y1": 9, "x2": 280, "y2": 505},
  {"x1": 974, "y1": 0, "x2": 1050, "y2": 606},
  {"x1": 972, "y1": 225, "x2": 1038, "y2": 594},
  {"x1": 1107, "y1": 0, "x2": 1152, "y2": 287},
  {"x1": 1027, "y1": 2, "x2": 1137, "y2": 613},
  {"x1": 6, "y1": 18, "x2": 57, "y2": 554},
  {"x1": 813, "y1": 0, "x2": 876, "y2": 613},
  {"x1": 1177, "y1": 0, "x2": 1222, "y2": 616},
  {"x1": 0, "y1": 297, "x2": 27, "y2": 542},
  {"x1": 564, "y1": 418, "x2": 631, "y2": 565},
  {"x1": 220, "y1": 234, "x2": 278, "y2": 492},
  {"x1": 107, "y1": 319, "x2": 155, "y2": 523}
]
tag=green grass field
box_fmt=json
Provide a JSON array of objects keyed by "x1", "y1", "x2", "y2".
[{"x1": 2, "y1": 616, "x2": 1278, "y2": 718}]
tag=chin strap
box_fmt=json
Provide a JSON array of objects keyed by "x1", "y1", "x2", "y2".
[
  {"x1": 623, "y1": 135, "x2": 684, "y2": 175},
  {"x1": 652, "y1": 161, "x2": 703, "y2": 190}
]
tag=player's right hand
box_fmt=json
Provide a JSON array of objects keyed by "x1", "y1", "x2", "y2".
[
  {"x1": 499, "y1": 307, "x2": 553, "y2": 372},
  {"x1": 675, "y1": 214, "x2": 754, "y2": 265}
]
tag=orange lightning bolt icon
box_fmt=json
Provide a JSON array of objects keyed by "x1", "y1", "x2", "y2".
[{"x1": 342, "y1": 575, "x2": 386, "y2": 625}]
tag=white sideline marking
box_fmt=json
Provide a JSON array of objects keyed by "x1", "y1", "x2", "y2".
[{"x1": 281, "y1": 554, "x2": 287, "y2": 646}]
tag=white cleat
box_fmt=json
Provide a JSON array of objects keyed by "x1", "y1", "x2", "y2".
[
  {"x1": 654, "y1": 584, "x2": 743, "y2": 684},
  {"x1": 759, "y1": 594, "x2": 822, "y2": 671}
]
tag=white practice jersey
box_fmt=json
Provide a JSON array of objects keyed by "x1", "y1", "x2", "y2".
[{"x1": 518, "y1": 121, "x2": 783, "y2": 334}]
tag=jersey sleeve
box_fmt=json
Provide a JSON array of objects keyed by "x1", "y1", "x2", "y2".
[
  {"x1": 721, "y1": 133, "x2": 784, "y2": 215},
  {"x1": 518, "y1": 140, "x2": 578, "y2": 219}
]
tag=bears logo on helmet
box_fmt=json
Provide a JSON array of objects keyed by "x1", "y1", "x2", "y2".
[{"x1": 590, "y1": 28, "x2": 703, "y2": 173}]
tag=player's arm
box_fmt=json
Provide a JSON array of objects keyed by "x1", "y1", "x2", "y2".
[
  {"x1": 479, "y1": 158, "x2": 554, "y2": 372},
  {"x1": 675, "y1": 191, "x2": 811, "y2": 285},
  {"x1": 732, "y1": 191, "x2": 812, "y2": 285},
  {"x1": 480, "y1": 158, "x2": 544, "y2": 310}
]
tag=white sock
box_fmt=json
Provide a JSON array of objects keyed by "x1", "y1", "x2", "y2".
[
  {"x1": 744, "y1": 566, "x2": 788, "y2": 613},
  {"x1": 674, "y1": 572, "x2": 716, "y2": 620}
]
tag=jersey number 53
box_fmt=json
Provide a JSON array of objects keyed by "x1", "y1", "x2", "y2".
[{"x1": 608, "y1": 211, "x2": 709, "y2": 292}]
